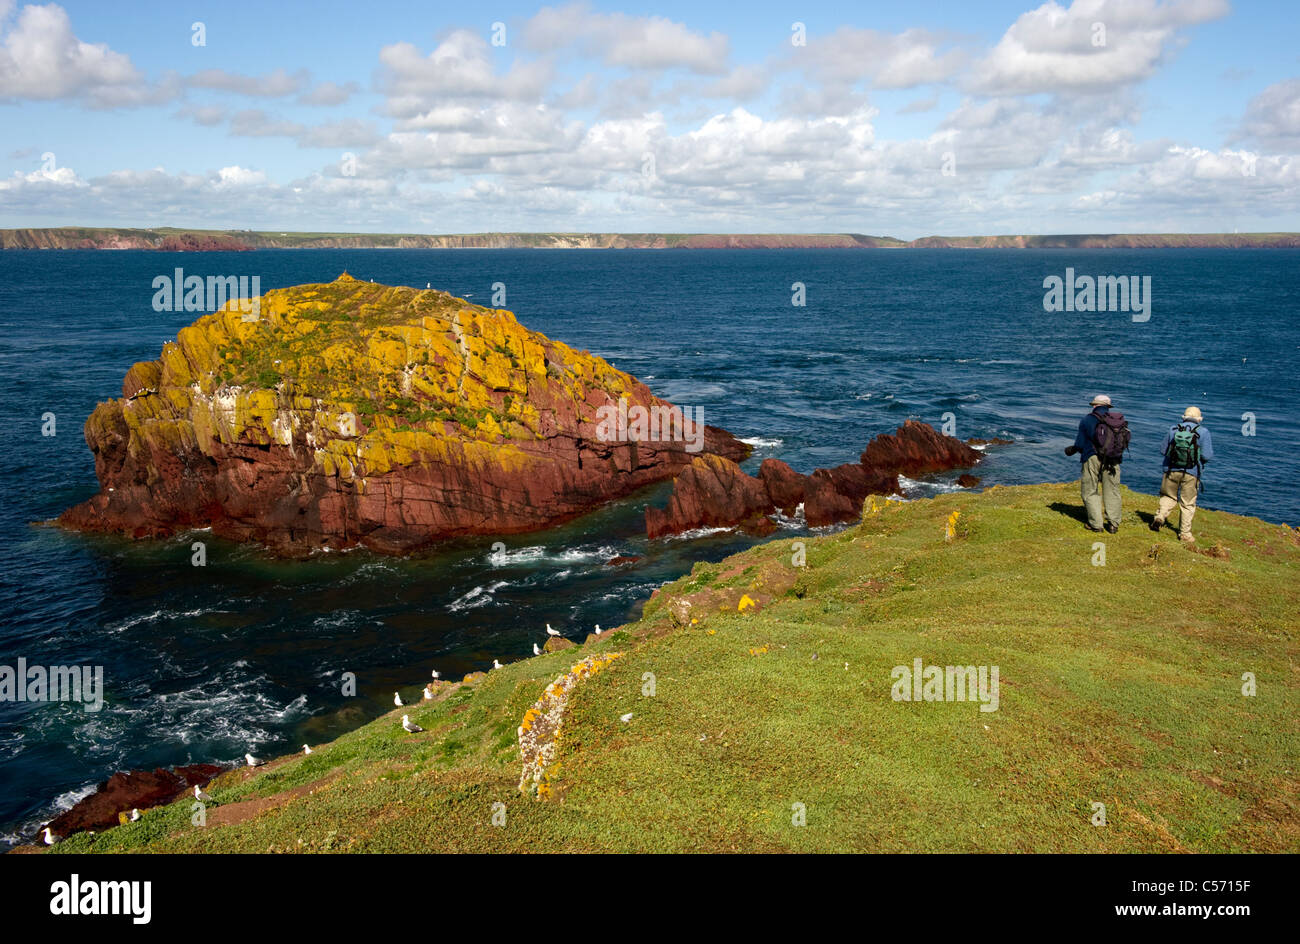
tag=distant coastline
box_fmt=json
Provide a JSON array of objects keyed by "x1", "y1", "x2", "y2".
[{"x1": 3, "y1": 227, "x2": 1299, "y2": 251}]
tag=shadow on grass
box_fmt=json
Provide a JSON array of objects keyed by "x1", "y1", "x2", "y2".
[{"x1": 1050, "y1": 501, "x2": 1170, "y2": 533}]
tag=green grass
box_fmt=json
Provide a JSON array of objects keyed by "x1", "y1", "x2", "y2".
[{"x1": 51, "y1": 483, "x2": 1299, "y2": 853}]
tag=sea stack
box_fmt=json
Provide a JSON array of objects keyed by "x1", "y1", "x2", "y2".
[{"x1": 59, "y1": 274, "x2": 749, "y2": 555}]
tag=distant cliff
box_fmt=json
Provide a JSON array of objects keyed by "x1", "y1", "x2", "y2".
[{"x1": 5, "y1": 227, "x2": 1298, "y2": 250}]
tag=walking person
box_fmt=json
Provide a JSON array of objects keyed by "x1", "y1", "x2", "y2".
[
  {"x1": 1064, "y1": 394, "x2": 1130, "y2": 533},
  {"x1": 1150, "y1": 406, "x2": 1214, "y2": 543}
]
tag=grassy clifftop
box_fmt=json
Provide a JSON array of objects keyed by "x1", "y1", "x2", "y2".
[{"x1": 49, "y1": 483, "x2": 1298, "y2": 853}]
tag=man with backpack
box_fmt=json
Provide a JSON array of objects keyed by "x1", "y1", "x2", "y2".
[
  {"x1": 1149, "y1": 406, "x2": 1215, "y2": 543},
  {"x1": 1064, "y1": 394, "x2": 1129, "y2": 533}
]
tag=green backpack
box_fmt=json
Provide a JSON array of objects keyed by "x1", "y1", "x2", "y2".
[{"x1": 1167, "y1": 423, "x2": 1201, "y2": 470}]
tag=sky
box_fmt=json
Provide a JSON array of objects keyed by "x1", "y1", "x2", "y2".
[{"x1": 0, "y1": 0, "x2": 1297, "y2": 237}]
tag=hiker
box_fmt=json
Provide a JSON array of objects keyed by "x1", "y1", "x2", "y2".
[
  {"x1": 1150, "y1": 407, "x2": 1214, "y2": 543},
  {"x1": 1064, "y1": 394, "x2": 1129, "y2": 533}
]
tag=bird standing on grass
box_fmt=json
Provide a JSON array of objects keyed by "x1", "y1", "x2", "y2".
[
  {"x1": 245, "y1": 753, "x2": 264, "y2": 767},
  {"x1": 533, "y1": 642, "x2": 541, "y2": 655},
  {"x1": 302, "y1": 744, "x2": 313, "y2": 755},
  {"x1": 41, "y1": 826, "x2": 56, "y2": 845},
  {"x1": 492, "y1": 659, "x2": 503, "y2": 670},
  {"x1": 594, "y1": 624, "x2": 602, "y2": 636},
  {"x1": 402, "y1": 715, "x2": 423, "y2": 733},
  {"x1": 194, "y1": 785, "x2": 214, "y2": 803},
  {"x1": 129, "y1": 808, "x2": 142, "y2": 822},
  {"x1": 394, "y1": 691, "x2": 404, "y2": 706}
]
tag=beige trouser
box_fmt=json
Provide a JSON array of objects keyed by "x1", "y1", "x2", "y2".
[
  {"x1": 1080, "y1": 455, "x2": 1121, "y2": 529},
  {"x1": 1156, "y1": 470, "x2": 1199, "y2": 537}
]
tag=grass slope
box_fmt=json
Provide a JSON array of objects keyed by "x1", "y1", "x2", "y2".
[{"x1": 51, "y1": 483, "x2": 1298, "y2": 854}]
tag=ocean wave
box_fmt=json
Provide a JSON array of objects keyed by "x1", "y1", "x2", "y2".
[
  {"x1": 740, "y1": 436, "x2": 783, "y2": 448},
  {"x1": 448, "y1": 581, "x2": 511, "y2": 612},
  {"x1": 666, "y1": 526, "x2": 733, "y2": 540},
  {"x1": 103, "y1": 606, "x2": 230, "y2": 634}
]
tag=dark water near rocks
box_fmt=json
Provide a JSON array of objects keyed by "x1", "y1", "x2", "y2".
[{"x1": 1, "y1": 248, "x2": 1296, "y2": 846}]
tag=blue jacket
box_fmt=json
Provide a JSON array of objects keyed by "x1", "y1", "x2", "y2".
[
  {"x1": 1162, "y1": 421, "x2": 1214, "y2": 472},
  {"x1": 1074, "y1": 407, "x2": 1110, "y2": 462}
]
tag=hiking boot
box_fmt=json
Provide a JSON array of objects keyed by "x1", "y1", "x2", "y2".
[
  {"x1": 1085, "y1": 524, "x2": 1103, "y2": 532},
  {"x1": 1105, "y1": 523, "x2": 1119, "y2": 534},
  {"x1": 1148, "y1": 518, "x2": 1163, "y2": 532},
  {"x1": 1179, "y1": 533, "x2": 1195, "y2": 544}
]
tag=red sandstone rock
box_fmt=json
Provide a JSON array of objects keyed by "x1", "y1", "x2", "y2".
[
  {"x1": 647, "y1": 421, "x2": 983, "y2": 537},
  {"x1": 45, "y1": 763, "x2": 223, "y2": 839}
]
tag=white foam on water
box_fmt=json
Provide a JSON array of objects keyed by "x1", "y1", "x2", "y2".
[
  {"x1": 740, "y1": 436, "x2": 784, "y2": 448},
  {"x1": 448, "y1": 580, "x2": 511, "y2": 612}
]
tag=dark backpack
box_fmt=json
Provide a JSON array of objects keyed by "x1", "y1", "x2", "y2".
[
  {"x1": 1167, "y1": 423, "x2": 1201, "y2": 470},
  {"x1": 1091, "y1": 410, "x2": 1130, "y2": 465}
]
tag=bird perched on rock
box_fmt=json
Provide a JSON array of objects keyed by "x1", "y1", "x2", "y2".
[
  {"x1": 546, "y1": 624, "x2": 560, "y2": 637},
  {"x1": 302, "y1": 744, "x2": 313, "y2": 755},
  {"x1": 41, "y1": 826, "x2": 57, "y2": 845},
  {"x1": 492, "y1": 659, "x2": 503, "y2": 670},
  {"x1": 401, "y1": 714, "x2": 423, "y2": 733},
  {"x1": 194, "y1": 784, "x2": 214, "y2": 803},
  {"x1": 245, "y1": 753, "x2": 264, "y2": 767},
  {"x1": 393, "y1": 691, "x2": 403, "y2": 706},
  {"x1": 532, "y1": 642, "x2": 541, "y2": 655},
  {"x1": 422, "y1": 683, "x2": 434, "y2": 700},
  {"x1": 594, "y1": 624, "x2": 602, "y2": 636}
]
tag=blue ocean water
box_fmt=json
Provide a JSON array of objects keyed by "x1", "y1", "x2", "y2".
[{"x1": 0, "y1": 247, "x2": 1296, "y2": 847}]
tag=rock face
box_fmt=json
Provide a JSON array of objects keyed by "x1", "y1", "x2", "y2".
[
  {"x1": 59, "y1": 275, "x2": 749, "y2": 555},
  {"x1": 46, "y1": 764, "x2": 222, "y2": 839},
  {"x1": 646, "y1": 420, "x2": 982, "y2": 537}
]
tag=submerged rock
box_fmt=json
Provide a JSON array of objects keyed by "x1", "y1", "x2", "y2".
[
  {"x1": 59, "y1": 275, "x2": 748, "y2": 555},
  {"x1": 646, "y1": 420, "x2": 982, "y2": 536}
]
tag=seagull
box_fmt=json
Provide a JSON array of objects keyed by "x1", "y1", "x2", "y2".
[
  {"x1": 546, "y1": 624, "x2": 560, "y2": 637},
  {"x1": 431, "y1": 668, "x2": 441, "y2": 680},
  {"x1": 302, "y1": 744, "x2": 313, "y2": 755},
  {"x1": 402, "y1": 714, "x2": 423, "y2": 733},
  {"x1": 393, "y1": 691, "x2": 404, "y2": 707},
  {"x1": 492, "y1": 658, "x2": 503, "y2": 670},
  {"x1": 194, "y1": 784, "x2": 214, "y2": 803},
  {"x1": 129, "y1": 809, "x2": 142, "y2": 822},
  {"x1": 426, "y1": 282, "x2": 431, "y2": 289},
  {"x1": 594, "y1": 624, "x2": 602, "y2": 636},
  {"x1": 620, "y1": 712, "x2": 633, "y2": 723},
  {"x1": 533, "y1": 642, "x2": 541, "y2": 655},
  {"x1": 422, "y1": 684, "x2": 433, "y2": 700},
  {"x1": 245, "y1": 753, "x2": 264, "y2": 767},
  {"x1": 42, "y1": 827, "x2": 56, "y2": 846}
]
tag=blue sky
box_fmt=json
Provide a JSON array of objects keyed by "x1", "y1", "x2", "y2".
[{"x1": 1, "y1": 0, "x2": 1297, "y2": 236}]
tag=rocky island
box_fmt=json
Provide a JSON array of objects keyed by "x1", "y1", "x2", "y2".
[{"x1": 58, "y1": 274, "x2": 749, "y2": 555}]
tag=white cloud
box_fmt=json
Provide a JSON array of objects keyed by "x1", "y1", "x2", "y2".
[
  {"x1": 0, "y1": 2, "x2": 147, "y2": 105},
  {"x1": 1235, "y1": 79, "x2": 1300, "y2": 151},
  {"x1": 971, "y1": 0, "x2": 1229, "y2": 95},
  {"x1": 522, "y1": 3, "x2": 728, "y2": 74}
]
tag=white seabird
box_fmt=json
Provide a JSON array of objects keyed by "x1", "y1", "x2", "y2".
[
  {"x1": 194, "y1": 784, "x2": 214, "y2": 803},
  {"x1": 546, "y1": 624, "x2": 560, "y2": 637},
  {"x1": 245, "y1": 753, "x2": 265, "y2": 767},
  {"x1": 402, "y1": 714, "x2": 423, "y2": 733},
  {"x1": 303, "y1": 744, "x2": 313, "y2": 755},
  {"x1": 394, "y1": 691, "x2": 404, "y2": 706},
  {"x1": 129, "y1": 809, "x2": 142, "y2": 822},
  {"x1": 492, "y1": 659, "x2": 503, "y2": 670},
  {"x1": 533, "y1": 642, "x2": 541, "y2": 655},
  {"x1": 431, "y1": 668, "x2": 441, "y2": 679},
  {"x1": 422, "y1": 684, "x2": 433, "y2": 700},
  {"x1": 620, "y1": 712, "x2": 633, "y2": 723},
  {"x1": 42, "y1": 826, "x2": 56, "y2": 845},
  {"x1": 594, "y1": 624, "x2": 602, "y2": 636}
]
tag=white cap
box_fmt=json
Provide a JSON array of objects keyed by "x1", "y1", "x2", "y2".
[{"x1": 1090, "y1": 394, "x2": 1112, "y2": 407}]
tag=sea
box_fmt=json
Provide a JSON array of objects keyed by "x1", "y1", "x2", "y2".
[{"x1": 1, "y1": 247, "x2": 1296, "y2": 848}]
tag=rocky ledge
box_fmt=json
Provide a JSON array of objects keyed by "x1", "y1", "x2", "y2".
[
  {"x1": 646, "y1": 420, "x2": 982, "y2": 537},
  {"x1": 59, "y1": 274, "x2": 748, "y2": 555},
  {"x1": 45, "y1": 764, "x2": 223, "y2": 840}
]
